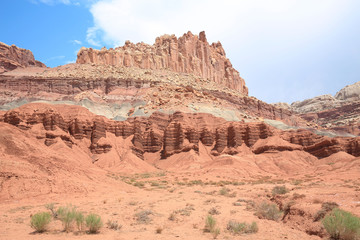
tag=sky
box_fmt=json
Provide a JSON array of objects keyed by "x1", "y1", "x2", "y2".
[{"x1": 1, "y1": 0, "x2": 360, "y2": 104}]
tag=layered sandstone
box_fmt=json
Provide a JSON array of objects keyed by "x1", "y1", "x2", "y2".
[
  {"x1": 76, "y1": 31, "x2": 248, "y2": 95},
  {"x1": 0, "y1": 42, "x2": 46, "y2": 73},
  {"x1": 2, "y1": 103, "x2": 359, "y2": 160}
]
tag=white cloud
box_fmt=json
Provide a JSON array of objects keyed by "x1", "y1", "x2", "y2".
[
  {"x1": 84, "y1": 0, "x2": 359, "y2": 103},
  {"x1": 71, "y1": 39, "x2": 82, "y2": 45},
  {"x1": 86, "y1": 26, "x2": 102, "y2": 47},
  {"x1": 87, "y1": 0, "x2": 350, "y2": 47}
]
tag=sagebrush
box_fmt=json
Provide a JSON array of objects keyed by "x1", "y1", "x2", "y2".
[
  {"x1": 86, "y1": 213, "x2": 103, "y2": 233},
  {"x1": 322, "y1": 208, "x2": 360, "y2": 240},
  {"x1": 255, "y1": 202, "x2": 282, "y2": 221},
  {"x1": 30, "y1": 212, "x2": 52, "y2": 233}
]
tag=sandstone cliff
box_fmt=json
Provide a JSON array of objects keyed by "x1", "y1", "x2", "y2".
[
  {"x1": 2, "y1": 103, "x2": 359, "y2": 160},
  {"x1": 285, "y1": 81, "x2": 360, "y2": 135},
  {"x1": 76, "y1": 31, "x2": 248, "y2": 95},
  {"x1": 0, "y1": 42, "x2": 46, "y2": 73}
]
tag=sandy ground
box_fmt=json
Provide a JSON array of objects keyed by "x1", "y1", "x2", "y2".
[{"x1": 1, "y1": 170, "x2": 359, "y2": 240}]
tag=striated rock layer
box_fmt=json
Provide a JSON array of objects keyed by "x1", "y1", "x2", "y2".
[
  {"x1": 1, "y1": 103, "x2": 359, "y2": 160},
  {"x1": 77, "y1": 31, "x2": 248, "y2": 95},
  {"x1": 0, "y1": 42, "x2": 46, "y2": 73}
]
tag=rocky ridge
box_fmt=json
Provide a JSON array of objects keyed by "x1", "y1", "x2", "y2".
[
  {"x1": 77, "y1": 31, "x2": 248, "y2": 95},
  {"x1": 273, "y1": 81, "x2": 360, "y2": 135},
  {"x1": 1, "y1": 103, "x2": 359, "y2": 161},
  {"x1": 0, "y1": 63, "x2": 302, "y2": 126},
  {"x1": 0, "y1": 42, "x2": 46, "y2": 73}
]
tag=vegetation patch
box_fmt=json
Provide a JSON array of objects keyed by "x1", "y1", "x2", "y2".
[
  {"x1": 322, "y1": 208, "x2": 360, "y2": 240},
  {"x1": 106, "y1": 219, "x2": 121, "y2": 230},
  {"x1": 135, "y1": 210, "x2": 153, "y2": 224},
  {"x1": 314, "y1": 202, "x2": 339, "y2": 222},
  {"x1": 204, "y1": 215, "x2": 220, "y2": 239},
  {"x1": 30, "y1": 212, "x2": 52, "y2": 233},
  {"x1": 271, "y1": 185, "x2": 289, "y2": 196},
  {"x1": 255, "y1": 202, "x2": 282, "y2": 221},
  {"x1": 227, "y1": 220, "x2": 258, "y2": 234},
  {"x1": 85, "y1": 213, "x2": 103, "y2": 234}
]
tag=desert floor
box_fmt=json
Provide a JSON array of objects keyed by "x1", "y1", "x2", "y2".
[{"x1": 1, "y1": 171, "x2": 359, "y2": 240}]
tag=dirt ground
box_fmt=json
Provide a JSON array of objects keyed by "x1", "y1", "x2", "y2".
[{"x1": 1, "y1": 170, "x2": 359, "y2": 240}]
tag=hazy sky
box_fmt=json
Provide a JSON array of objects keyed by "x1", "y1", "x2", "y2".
[{"x1": 1, "y1": 0, "x2": 360, "y2": 103}]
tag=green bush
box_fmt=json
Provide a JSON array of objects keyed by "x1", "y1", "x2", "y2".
[
  {"x1": 227, "y1": 220, "x2": 258, "y2": 234},
  {"x1": 322, "y1": 208, "x2": 360, "y2": 240},
  {"x1": 75, "y1": 211, "x2": 84, "y2": 231},
  {"x1": 30, "y1": 212, "x2": 52, "y2": 233},
  {"x1": 86, "y1": 213, "x2": 103, "y2": 234},
  {"x1": 57, "y1": 205, "x2": 77, "y2": 232},
  {"x1": 204, "y1": 215, "x2": 217, "y2": 232},
  {"x1": 272, "y1": 185, "x2": 289, "y2": 196},
  {"x1": 255, "y1": 202, "x2": 282, "y2": 221}
]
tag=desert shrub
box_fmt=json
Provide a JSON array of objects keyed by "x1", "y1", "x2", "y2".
[
  {"x1": 322, "y1": 202, "x2": 339, "y2": 212},
  {"x1": 227, "y1": 220, "x2": 258, "y2": 234},
  {"x1": 30, "y1": 212, "x2": 52, "y2": 233},
  {"x1": 45, "y1": 203, "x2": 57, "y2": 218},
  {"x1": 219, "y1": 187, "x2": 230, "y2": 196},
  {"x1": 135, "y1": 210, "x2": 153, "y2": 224},
  {"x1": 204, "y1": 215, "x2": 217, "y2": 233},
  {"x1": 86, "y1": 213, "x2": 103, "y2": 234},
  {"x1": 255, "y1": 202, "x2": 282, "y2": 221},
  {"x1": 208, "y1": 207, "x2": 220, "y2": 215},
  {"x1": 57, "y1": 205, "x2": 77, "y2": 232},
  {"x1": 247, "y1": 221, "x2": 259, "y2": 233},
  {"x1": 272, "y1": 185, "x2": 289, "y2": 196},
  {"x1": 75, "y1": 212, "x2": 84, "y2": 231},
  {"x1": 314, "y1": 201, "x2": 339, "y2": 222},
  {"x1": 322, "y1": 208, "x2": 360, "y2": 240},
  {"x1": 106, "y1": 219, "x2": 121, "y2": 230},
  {"x1": 204, "y1": 215, "x2": 220, "y2": 238},
  {"x1": 212, "y1": 227, "x2": 220, "y2": 239}
]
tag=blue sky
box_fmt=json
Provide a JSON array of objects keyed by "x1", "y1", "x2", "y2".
[{"x1": 1, "y1": 0, "x2": 360, "y2": 104}]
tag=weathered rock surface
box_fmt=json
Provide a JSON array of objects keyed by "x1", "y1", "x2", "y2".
[
  {"x1": 0, "y1": 42, "x2": 45, "y2": 73},
  {"x1": 291, "y1": 95, "x2": 339, "y2": 114},
  {"x1": 0, "y1": 63, "x2": 302, "y2": 126},
  {"x1": 335, "y1": 81, "x2": 360, "y2": 101},
  {"x1": 77, "y1": 31, "x2": 248, "y2": 95},
  {"x1": 1, "y1": 103, "x2": 360, "y2": 160},
  {"x1": 277, "y1": 81, "x2": 360, "y2": 136}
]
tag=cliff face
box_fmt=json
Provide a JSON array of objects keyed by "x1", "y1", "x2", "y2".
[
  {"x1": 0, "y1": 42, "x2": 46, "y2": 73},
  {"x1": 77, "y1": 31, "x2": 248, "y2": 95},
  {"x1": 2, "y1": 103, "x2": 359, "y2": 160}
]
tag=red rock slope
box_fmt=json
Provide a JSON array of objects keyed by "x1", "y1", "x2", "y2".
[
  {"x1": 0, "y1": 42, "x2": 46, "y2": 73},
  {"x1": 77, "y1": 31, "x2": 248, "y2": 95}
]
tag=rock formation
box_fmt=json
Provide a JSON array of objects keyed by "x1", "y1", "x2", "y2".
[
  {"x1": 76, "y1": 31, "x2": 248, "y2": 95},
  {"x1": 291, "y1": 94, "x2": 339, "y2": 114},
  {"x1": 2, "y1": 103, "x2": 360, "y2": 160},
  {"x1": 335, "y1": 81, "x2": 360, "y2": 101},
  {"x1": 0, "y1": 42, "x2": 46, "y2": 73}
]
